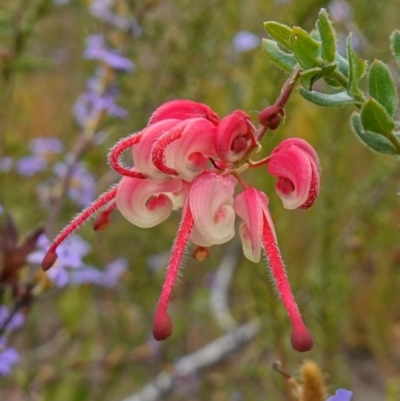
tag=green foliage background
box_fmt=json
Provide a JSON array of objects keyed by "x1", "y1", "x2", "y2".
[{"x1": 1, "y1": 0, "x2": 400, "y2": 400}]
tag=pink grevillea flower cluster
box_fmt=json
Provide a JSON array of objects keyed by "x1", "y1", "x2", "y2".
[{"x1": 41, "y1": 99, "x2": 320, "y2": 352}]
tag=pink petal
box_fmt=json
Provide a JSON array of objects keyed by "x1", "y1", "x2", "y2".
[
  {"x1": 234, "y1": 188, "x2": 277, "y2": 263},
  {"x1": 148, "y1": 99, "x2": 220, "y2": 126},
  {"x1": 267, "y1": 144, "x2": 316, "y2": 210},
  {"x1": 116, "y1": 175, "x2": 183, "y2": 228},
  {"x1": 215, "y1": 110, "x2": 254, "y2": 163},
  {"x1": 131, "y1": 119, "x2": 179, "y2": 180},
  {"x1": 234, "y1": 188, "x2": 263, "y2": 262},
  {"x1": 189, "y1": 172, "x2": 237, "y2": 245},
  {"x1": 272, "y1": 137, "x2": 320, "y2": 172},
  {"x1": 161, "y1": 118, "x2": 218, "y2": 182}
]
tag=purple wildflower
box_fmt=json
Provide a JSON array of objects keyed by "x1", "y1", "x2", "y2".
[
  {"x1": 146, "y1": 251, "x2": 169, "y2": 272},
  {"x1": 73, "y1": 86, "x2": 128, "y2": 127},
  {"x1": 89, "y1": 0, "x2": 142, "y2": 35},
  {"x1": 53, "y1": 162, "x2": 96, "y2": 207},
  {"x1": 16, "y1": 137, "x2": 64, "y2": 177},
  {"x1": 28, "y1": 234, "x2": 91, "y2": 287},
  {"x1": 232, "y1": 31, "x2": 260, "y2": 52},
  {"x1": 69, "y1": 258, "x2": 127, "y2": 287},
  {"x1": 0, "y1": 340, "x2": 20, "y2": 377},
  {"x1": 0, "y1": 306, "x2": 26, "y2": 332},
  {"x1": 327, "y1": 389, "x2": 353, "y2": 401},
  {"x1": 30, "y1": 138, "x2": 64, "y2": 155},
  {"x1": 328, "y1": 0, "x2": 352, "y2": 22},
  {"x1": 84, "y1": 35, "x2": 134, "y2": 72},
  {"x1": 28, "y1": 235, "x2": 126, "y2": 288},
  {"x1": 16, "y1": 155, "x2": 48, "y2": 176},
  {"x1": 0, "y1": 157, "x2": 13, "y2": 172}
]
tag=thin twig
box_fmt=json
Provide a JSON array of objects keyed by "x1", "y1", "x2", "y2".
[
  {"x1": 209, "y1": 239, "x2": 242, "y2": 331},
  {"x1": 119, "y1": 320, "x2": 260, "y2": 401}
]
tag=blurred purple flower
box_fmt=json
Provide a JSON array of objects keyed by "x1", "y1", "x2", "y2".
[
  {"x1": 16, "y1": 155, "x2": 48, "y2": 176},
  {"x1": 84, "y1": 35, "x2": 134, "y2": 72},
  {"x1": 28, "y1": 235, "x2": 126, "y2": 288},
  {"x1": 232, "y1": 31, "x2": 260, "y2": 52},
  {"x1": 28, "y1": 233, "x2": 91, "y2": 287},
  {"x1": 69, "y1": 258, "x2": 128, "y2": 287},
  {"x1": 328, "y1": 0, "x2": 352, "y2": 22},
  {"x1": 53, "y1": 162, "x2": 96, "y2": 207},
  {"x1": 90, "y1": 0, "x2": 142, "y2": 35},
  {"x1": 0, "y1": 306, "x2": 25, "y2": 332},
  {"x1": 30, "y1": 138, "x2": 64, "y2": 155},
  {"x1": 327, "y1": 389, "x2": 353, "y2": 401},
  {"x1": 0, "y1": 340, "x2": 20, "y2": 377},
  {"x1": 147, "y1": 252, "x2": 169, "y2": 272},
  {"x1": 16, "y1": 137, "x2": 64, "y2": 177},
  {"x1": 73, "y1": 86, "x2": 128, "y2": 127},
  {"x1": 0, "y1": 157, "x2": 13, "y2": 172}
]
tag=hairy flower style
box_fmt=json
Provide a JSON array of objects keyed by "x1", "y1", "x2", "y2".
[{"x1": 42, "y1": 99, "x2": 321, "y2": 352}]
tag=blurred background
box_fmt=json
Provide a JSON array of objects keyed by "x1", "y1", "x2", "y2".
[{"x1": 1, "y1": 0, "x2": 400, "y2": 400}]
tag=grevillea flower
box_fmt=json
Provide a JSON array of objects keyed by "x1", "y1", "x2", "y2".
[{"x1": 41, "y1": 99, "x2": 320, "y2": 352}]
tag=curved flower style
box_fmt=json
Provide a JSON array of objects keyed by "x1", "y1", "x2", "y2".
[{"x1": 42, "y1": 99, "x2": 321, "y2": 352}]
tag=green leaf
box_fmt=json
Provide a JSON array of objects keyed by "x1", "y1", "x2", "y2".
[
  {"x1": 299, "y1": 88, "x2": 355, "y2": 107},
  {"x1": 368, "y1": 59, "x2": 398, "y2": 117},
  {"x1": 263, "y1": 21, "x2": 292, "y2": 51},
  {"x1": 300, "y1": 63, "x2": 337, "y2": 89},
  {"x1": 390, "y1": 29, "x2": 400, "y2": 65},
  {"x1": 347, "y1": 33, "x2": 366, "y2": 97},
  {"x1": 300, "y1": 67, "x2": 322, "y2": 89},
  {"x1": 316, "y1": 8, "x2": 336, "y2": 63},
  {"x1": 350, "y1": 112, "x2": 397, "y2": 154},
  {"x1": 336, "y1": 53, "x2": 349, "y2": 77},
  {"x1": 309, "y1": 29, "x2": 321, "y2": 42},
  {"x1": 291, "y1": 26, "x2": 321, "y2": 69},
  {"x1": 261, "y1": 39, "x2": 297, "y2": 72},
  {"x1": 360, "y1": 97, "x2": 395, "y2": 136}
]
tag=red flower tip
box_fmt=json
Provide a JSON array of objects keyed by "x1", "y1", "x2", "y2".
[
  {"x1": 41, "y1": 249, "x2": 58, "y2": 271},
  {"x1": 290, "y1": 321, "x2": 314, "y2": 352},
  {"x1": 258, "y1": 105, "x2": 284, "y2": 130},
  {"x1": 152, "y1": 306, "x2": 173, "y2": 341}
]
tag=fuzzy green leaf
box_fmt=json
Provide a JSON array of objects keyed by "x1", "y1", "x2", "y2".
[
  {"x1": 316, "y1": 8, "x2": 336, "y2": 63},
  {"x1": 291, "y1": 26, "x2": 321, "y2": 69},
  {"x1": 300, "y1": 67, "x2": 322, "y2": 89},
  {"x1": 347, "y1": 33, "x2": 366, "y2": 97},
  {"x1": 263, "y1": 21, "x2": 292, "y2": 51},
  {"x1": 261, "y1": 39, "x2": 297, "y2": 72},
  {"x1": 350, "y1": 112, "x2": 397, "y2": 154},
  {"x1": 336, "y1": 53, "x2": 349, "y2": 77},
  {"x1": 368, "y1": 59, "x2": 398, "y2": 117},
  {"x1": 390, "y1": 29, "x2": 400, "y2": 65},
  {"x1": 360, "y1": 97, "x2": 395, "y2": 136},
  {"x1": 300, "y1": 63, "x2": 337, "y2": 89},
  {"x1": 299, "y1": 88, "x2": 355, "y2": 107}
]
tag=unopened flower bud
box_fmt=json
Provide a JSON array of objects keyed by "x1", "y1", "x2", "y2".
[{"x1": 258, "y1": 105, "x2": 284, "y2": 130}]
